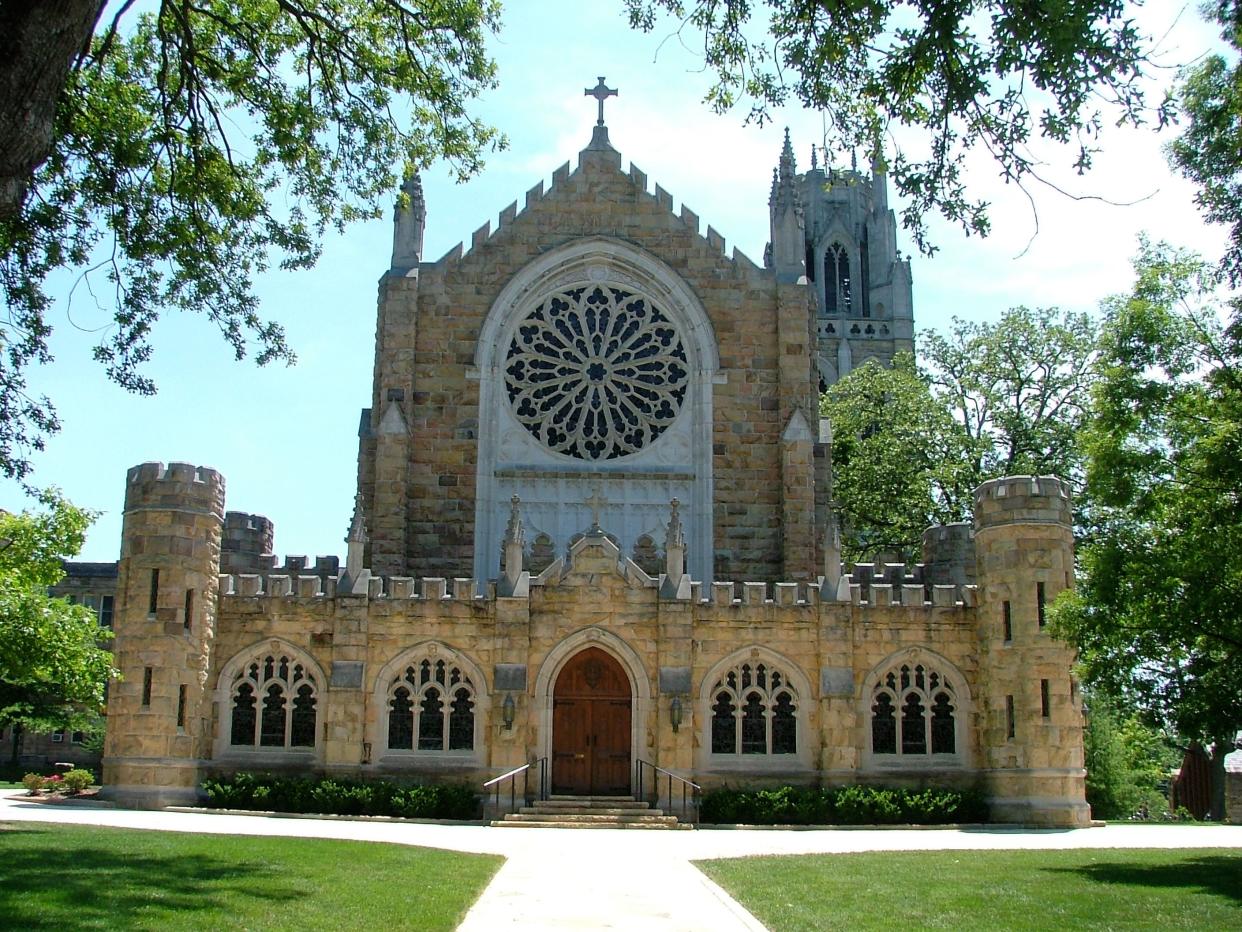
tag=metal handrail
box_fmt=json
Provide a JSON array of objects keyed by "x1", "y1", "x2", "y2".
[
  {"x1": 483, "y1": 756, "x2": 547, "y2": 818},
  {"x1": 634, "y1": 759, "x2": 701, "y2": 825}
]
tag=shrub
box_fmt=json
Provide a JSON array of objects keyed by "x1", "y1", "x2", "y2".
[
  {"x1": 700, "y1": 784, "x2": 988, "y2": 825},
  {"x1": 202, "y1": 772, "x2": 478, "y2": 820},
  {"x1": 21, "y1": 773, "x2": 45, "y2": 794},
  {"x1": 60, "y1": 769, "x2": 94, "y2": 794}
]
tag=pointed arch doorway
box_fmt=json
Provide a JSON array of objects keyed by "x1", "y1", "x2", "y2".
[{"x1": 552, "y1": 647, "x2": 632, "y2": 795}]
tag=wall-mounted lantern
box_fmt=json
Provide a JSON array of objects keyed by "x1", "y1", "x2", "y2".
[
  {"x1": 502, "y1": 692, "x2": 516, "y2": 730},
  {"x1": 670, "y1": 695, "x2": 683, "y2": 733}
]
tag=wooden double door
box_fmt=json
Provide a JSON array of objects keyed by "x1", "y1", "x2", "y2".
[{"x1": 551, "y1": 647, "x2": 632, "y2": 796}]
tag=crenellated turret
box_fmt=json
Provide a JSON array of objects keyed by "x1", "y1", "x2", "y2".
[
  {"x1": 102, "y1": 462, "x2": 225, "y2": 808},
  {"x1": 973, "y1": 475, "x2": 1088, "y2": 826}
]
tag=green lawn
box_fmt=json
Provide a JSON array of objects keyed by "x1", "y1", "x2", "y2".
[
  {"x1": 0, "y1": 821, "x2": 501, "y2": 931},
  {"x1": 698, "y1": 848, "x2": 1242, "y2": 931}
]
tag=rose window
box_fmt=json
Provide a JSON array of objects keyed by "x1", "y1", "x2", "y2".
[{"x1": 504, "y1": 285, "x2": 689, "y2": 460}]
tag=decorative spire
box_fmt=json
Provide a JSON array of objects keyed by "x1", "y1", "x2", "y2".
[
  {"x1": 661, "y1": 498, "x2": 689, "y2": 598},
  {"x1": 820, "y1": 506, "x2": 845, "y2": 600},
  {"x1": 500, "y1": 494, "x2": 528, "y2": 596},
  {"x1": 768, "y1": 128, "x2": 806, "y2": 281},
  {"x1": 665, "y1": 497, "x2": 685, "y2": 552},
  {"x1": 390, "y1": 172, "x2": 425, "y2": 272},
  {"x1": 810, "y1": 145, "x2": 818, "y2": 170},
  {"x1": 343, "y1": 492, "x2": 370, "y2": 591}
]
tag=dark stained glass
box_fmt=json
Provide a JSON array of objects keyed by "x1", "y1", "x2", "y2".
[
  {"x1": 231, "y1": 683, "x2": 256, "y2": 746},
  {"x1": 931, "y1": 692, "x2": 955, "y2": 754},
  {"x1": 741, "y1": 692, "x2": 766, "y2": 754},
  {"x1": 711, "y1": 692, "x2": 736, "y2": 754},
  {"x1": 871, "y1": 692, "x2": 896, "y2": 754},
  {"x1": 448, "y1": 688, "x2": 474, "y2": 750},
  {"x1": 290, "y1": 684, "x2": 317, "y2": 747},
  {"x1": 388, "y1": 687, "x2": 414, "y2": 749},
  {"x1": 772, "y1": 692, "x2": 796, "y2": 754},
  {"x1": 900, "y1": 692, "x2": 926, "y2": 755},
  {"x1": 260, "y1": 684, "x2": 287, "y2": 747},
  {"x1": 418, "y1": 687, "x2": 444, "y2": 750}
]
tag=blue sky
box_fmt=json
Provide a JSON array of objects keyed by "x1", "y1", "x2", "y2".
[{"x1": 3, "y1": 0, "x2": 1230, "y2": 563}]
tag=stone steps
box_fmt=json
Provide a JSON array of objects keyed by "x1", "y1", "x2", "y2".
[{"x1": 490, "y1": 795, "x2": 688, "y2": 830}]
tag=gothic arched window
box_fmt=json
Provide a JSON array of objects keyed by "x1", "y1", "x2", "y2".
[
  {"x1": 825, "y1": 243, "x2": 851, "y2": 314},
  {"x1": 869, "y1": 658, "x2": 961, "y2": 761},
  {"x1": 708, "y1": 660, "x2": 798, "y2": 756},
  {"x1": 386, "y1": 657, "x2": 476, "y2": 753},
  {"x1": 227, "y1": 651, "x2": 319, "y2": 750}
]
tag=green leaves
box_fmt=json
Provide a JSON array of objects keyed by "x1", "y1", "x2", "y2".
[
  {"x1": 1056, "y1": 239, "x2": 1242, "y2": 759},
  {"x1": 625, "y1": 0, "x2": 1150, "y2": 251},
  {"x1": 0, "y1": 0, "x2": 505, "y2": 481},
  {"x1": 0, "y1": 493, "x2": 116, "y2": 734}
]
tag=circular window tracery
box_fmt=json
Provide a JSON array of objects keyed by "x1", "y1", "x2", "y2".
[{"x1": 504, "y1": 285, "x2": 689, "y2": 460}]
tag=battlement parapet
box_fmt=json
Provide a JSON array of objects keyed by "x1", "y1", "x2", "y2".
[
  {"x1": 974, "y1": 475, "x2": 1073, "y2": 530},
  {"x1": 124, "y1": 461, "x2": 225, "y2": 516},
  {"x1": 218, "y1": 574, "x2": 486, "y2": 603}
]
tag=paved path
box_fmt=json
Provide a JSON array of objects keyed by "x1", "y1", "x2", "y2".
[{"x1": 4, "y1": 795, "x2": 1242, "y2": 930}]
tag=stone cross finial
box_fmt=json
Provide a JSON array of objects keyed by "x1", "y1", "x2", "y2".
[
  {"x1": 585, "y1": 486, "x2": 608, "y2": 531},
  {"x1": 584, "y1": 77, "x2": 617, "y2": 126}
]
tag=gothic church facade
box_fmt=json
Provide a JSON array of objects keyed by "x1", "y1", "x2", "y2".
[{"x1": 101, "y1": 97, "x2": 1088, "y2": 826}]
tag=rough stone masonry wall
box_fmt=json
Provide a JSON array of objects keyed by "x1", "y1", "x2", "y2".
[{"x1": 370, "y1": 144, "x2": 815, "y2": 582}]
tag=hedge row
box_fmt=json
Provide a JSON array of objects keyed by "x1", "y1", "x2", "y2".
[
  {"x1": 700, "y1": 784, "x2": 989, "y2": 825},
  {"x1": 201, "y1": 772, "x2": 478, "y2": 820}
]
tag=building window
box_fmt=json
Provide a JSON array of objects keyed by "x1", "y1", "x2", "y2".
[
  {"x1": 142, "y1": 667, "x2": 153, "y2": 706},
  {"x1": 1006, "y1": 694, "x2": 1016, "y2": 739},
  {"x1": 386, "y1": 658, "x2": 475, "y2": 752},
  {"x1": 228, "y1": 653, "x2": 318, "y2": 749},
  {"x1": 71, "y1": 731, "x2": 85, "y2": 744},
  {"x1": 1037, "y1": 582, "x2": 1047, "y2": 628},
  {"x1": 1041, "y1": 679, "x2": 1051, "y2": 718},
  {"x1": 177, "y1": 685, "x2": 187, "y2": 728},
  {"x1": 1002, "y1": 600, "x2": 1012, "y2": 641},
  {"x1": 99, "y1": 595, "x2": 114, "y2": 627},
  {"x1": 708, "y1": 660, "x2": 798, "y2": 756},
  {"x1": 148, "y1": 569, "x2": 160, "y2": 615},
  {"x1": 184, "y1": 589, "x2": 194, "y2": 631},
  {"x1": 824, "y1": 242, "x2": 851, "y2": 314},
  {"x1": 870, "y1": 658, "x2": 961, "y2": 758},
  {"x1": 51, "y1": 731, "x2": 65, "y2": 743}
]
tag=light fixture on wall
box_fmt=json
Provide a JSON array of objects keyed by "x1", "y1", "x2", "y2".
[
  {"x1": 670, "y1": 696, "x2": 683, "y2": 733},
  {"x1": 502, "y1": 693, "x2": 516, "y2": 730}
]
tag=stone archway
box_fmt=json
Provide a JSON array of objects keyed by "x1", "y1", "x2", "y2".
[{"x1": 551, "y1": 647, "x2": 632, "y2": 795}]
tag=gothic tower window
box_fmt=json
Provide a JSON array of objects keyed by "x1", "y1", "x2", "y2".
[
  {"x1": 707, "y1": 660, "x2": 799, "y2": 756},
  {"x1": 226, "y1": 651, "x2": 319, "y2": 750},
  {"x1": 385, "y1": 657, "x2": 476, "y2": 753},
  {"x1": 867, "y1": 655, "x2": 965, "y2": 764},
  {"x1": 825, "y1": 243, "x2": 851, "y2": 314}
]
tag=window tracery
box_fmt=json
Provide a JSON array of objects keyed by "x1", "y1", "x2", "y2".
[
  {"x1": 228, "y1": 652, "x2": 318, "y2": 749},
  {"x1": 503, "y1": 285, "x2": 689, "y2": 460},
  {"x1": 709, "y1": 660, "x2": 798, "y2": 756},
  {"x1": 386, "y1": 657, "x2": 476, "y2": 752},
  {"x1": 870, "y1": 659, "x2": 959, "y2": 758},
  {"x1": 825, "y1": 242, "x2": 852, "y2": 314}
]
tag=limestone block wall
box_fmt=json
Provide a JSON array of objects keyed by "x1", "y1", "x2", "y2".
[{"x1": 364, "y1": 140, "x2": 822, "y2": 584}]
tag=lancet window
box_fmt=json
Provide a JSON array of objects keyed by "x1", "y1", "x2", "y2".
[
  {"x1": 229, "y1": 652, "x2": 318, "y2": 749},
  {"x1": 870, "y1": 659, "x2": 959, "y2": 758},
  {"x1": 386, "y1": 658, "x2": 476, "y2": 752},
  {"x1": 824, "y1": 242, "x2": 851, "y2": 314},
  {"x1": 709, "y1": 660, "x2": 798, "y2": 756}
]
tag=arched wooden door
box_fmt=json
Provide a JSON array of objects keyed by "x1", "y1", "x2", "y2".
[{"x1": 552, "y1": 647, "x2": 632, "y2": 795}]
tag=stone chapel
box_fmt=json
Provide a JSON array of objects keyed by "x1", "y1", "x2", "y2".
[{"x1": 100, "y1": 83, "x2": 1089, "y2": 826}]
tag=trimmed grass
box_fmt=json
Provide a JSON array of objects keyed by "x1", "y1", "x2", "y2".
[
  {"x1": 0, "y1": 821, "x2": 501, "y2": 931},
  {"x1": 698, "y1": 848, "x2": 1242, "y2": 931}
]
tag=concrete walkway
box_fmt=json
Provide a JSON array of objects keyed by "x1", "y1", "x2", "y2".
[{"x1": 4, "y1": 795, "x2": 1242, "y2": 930}]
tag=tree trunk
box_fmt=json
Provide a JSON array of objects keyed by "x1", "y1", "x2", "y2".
[
  {"x1": 8, "y1": 722, "x2": 22, "y2": 766},
  {"x1": 0, "y1": 0, "x2": 103, "y2": 220},
  {"x1": 1209, "y1": 736, "x2": 1229, "y2": 822}
]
